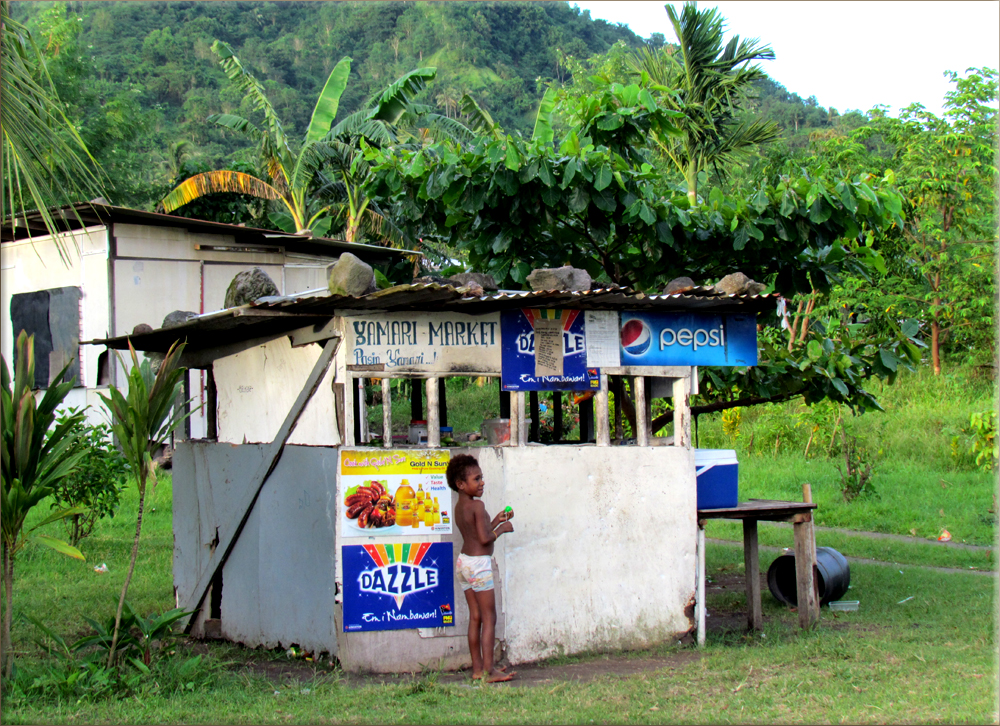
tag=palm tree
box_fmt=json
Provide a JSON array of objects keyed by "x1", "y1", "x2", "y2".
[
  {"x1": 0, "y1": 0, "x2": 105, "y2": 263},
  {"x1": 160, "y1": 41, "x2": 435, "y2": 242},
  {"x1": 629, "y1": 3, "x2": 781, "y2": 204}
]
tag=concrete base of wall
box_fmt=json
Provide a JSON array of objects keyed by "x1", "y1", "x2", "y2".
[{"x1": 175, "y1": 442, "x2": 698, "y2": 672}]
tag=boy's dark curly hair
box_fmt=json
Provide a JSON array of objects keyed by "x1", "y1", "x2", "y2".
[{"x1": 446, "y1": 454, "x2": 479, "y2": 492}]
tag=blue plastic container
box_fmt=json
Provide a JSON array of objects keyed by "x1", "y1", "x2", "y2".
[{"x1": 695, "y1": 449, "x2": 738, "y2": 509}]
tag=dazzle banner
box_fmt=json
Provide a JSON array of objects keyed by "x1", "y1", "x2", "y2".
[
  {"x1": 342, "y1": 542, "x2": 455, "y2": 632},
  {"x1": 500, "y1": 309, "x2": 601, "y2": 391},
  {"x1": 620, "y1": 312, "x2": 758, "y2": 367}
]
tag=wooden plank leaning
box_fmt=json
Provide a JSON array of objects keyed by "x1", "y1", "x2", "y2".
[{"x1": 182, "y1": 334, "x2": 341, "y2": 631}]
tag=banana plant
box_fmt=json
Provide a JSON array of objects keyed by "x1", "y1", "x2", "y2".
[
  {"x1": 1, "y1": 331, "x2": 88, "y2": 680},
  {"x1": 160, "y1": 41, "x2": 436, "y2": 243},
  {"x1": 97, "y1": 340, "x2": 194, "y2": 668}
]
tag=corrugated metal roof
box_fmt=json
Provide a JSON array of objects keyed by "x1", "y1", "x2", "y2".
[
  {"x1": 89, "y1": 283, "x2": 778, "y2": 353},
  {"x1": 1, "y1": 202, "x2": 410, "y2": 262}
]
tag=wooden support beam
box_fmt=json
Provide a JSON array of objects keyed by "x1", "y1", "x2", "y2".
[
  {"x1": 352, "y1": 377, "x2": 363, "y2": 444},
  {"x1": 635, "y1": 376, "x2": 649, "y2": 446},
  {"x1": 697, "y1": 523, "x2": 706, "y2": 647},
  {"x1": 596, "y1": 373, "x2": 610, "y2": 446},
  {"x1": 793, "y1": 511, "x2": 820, "y2": 630},
  {"x1": 426, "y1": 377, "x2": 440, "y2": 447},
  {"x1": 673, "y1": 375, "x2": 691, "y2": 447},
  {"x1": 515, "y1": 391, "x2": 528, "y2": 446},
  {"x1": 382, "y1": 378, "x2": 392, "y2": 449},
  {"x1": 743, "y1": 519, "x2": 762, "y2": 631},
  {"x1": 182, "y1": 335, "x2": 340, "y2": 629},
  {"x1": 342, "y1": 375, "x2": 354, "y2": 447}
]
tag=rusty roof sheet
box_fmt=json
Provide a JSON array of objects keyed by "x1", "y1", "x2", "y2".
[
  {"x1": 89, "y1": 283, "x2": 778, "y2": 352},
  {"x1": 1, "y1": 202, "x2": 410, "y2": 262}
]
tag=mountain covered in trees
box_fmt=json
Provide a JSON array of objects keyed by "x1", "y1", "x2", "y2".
[{"x1": 11, "y1": 1, "x2": 853, "y2": 209}]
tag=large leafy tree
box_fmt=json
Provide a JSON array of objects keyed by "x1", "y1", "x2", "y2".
[
  {"x1": 1, "y1": 333, "x2": 87, "y2": 680},
  {"x1": 160, "y1": 41, "x2": 436, "y2": 242},
  {"x1": 368, "y1": 81, "x2": 899, "y2": 295},
  {"x1": 776, "y1": 68, "x2": 998, "y2": 373},
  {"x1": 853, "y1": 68, "x2": 998, "y2": 373},
  {"x1": 0, "y1": 0, "x2": 105, "y2": 262},
  {"x1": 368, "y1": 68, "x2": 921, "y2": 417},
  {"x1": 628, "y1": 2, "x2": 781, "y2": 204}
]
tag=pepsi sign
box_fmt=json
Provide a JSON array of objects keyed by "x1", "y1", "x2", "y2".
[{"x1": 620, "y1": 312, "x2": 758, "y2": 366}]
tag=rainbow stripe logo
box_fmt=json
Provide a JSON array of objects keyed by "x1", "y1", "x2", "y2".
[
  {"x1": 521, "y1": 308, "x2": 580, "y2": 331},
  {"x1": 358, "y1": 543, "x2": 438, "y2": 608}
]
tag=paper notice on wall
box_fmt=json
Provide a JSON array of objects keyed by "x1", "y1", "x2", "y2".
[
  {"x1": 585, "y1": 311, "x2": 621, "y2": 367},
  {"x1": 534, "y1": 318, "x2": 564, "y2": 376}
]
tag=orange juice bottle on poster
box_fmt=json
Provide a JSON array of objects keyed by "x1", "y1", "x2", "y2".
[
  {"x1": 432, "y1": 497, "x2": 440, "y2": 525},
  {"x1": 422, "y1": 498, "x2": 433, "y2": 525},
  {"x1": 416, "y1": 482, "x2": 425, "y2": 504},
  {"x1": 395, "y1": 479, "x2": 415, "y2": 527}
]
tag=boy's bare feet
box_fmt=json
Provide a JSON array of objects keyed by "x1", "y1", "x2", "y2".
[
  {"x1": 472, "y1": 664, "x2": 509, "y2": 679},
  {"x1": 485, "y1": 670, "x2": 515, "y2": 683}
]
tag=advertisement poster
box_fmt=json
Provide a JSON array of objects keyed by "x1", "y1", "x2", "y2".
[
  {"x1": 345, "y1": 311, "x2": 501, "y2": 374},
  {"x1": 500, "y1": 309, "x2": 601, "y2": 391},
  {"x1": 342, "y1": 542, "x2": 455, "y2": 632},
  {"x1": 620, "y1": 312, "x2": 758, "y2": 367},
  {"x1": 339, "y1": 450, "x2": 452, "y2": 538}
]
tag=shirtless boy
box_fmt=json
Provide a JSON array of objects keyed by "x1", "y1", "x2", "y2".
[{"x1": 447, "y1": 454, "x2": 515, "y2": 683}]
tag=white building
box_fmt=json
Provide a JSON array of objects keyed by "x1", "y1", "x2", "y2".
[{"x1": 1, "y1": 202, "x2": 404, "y2": 435}]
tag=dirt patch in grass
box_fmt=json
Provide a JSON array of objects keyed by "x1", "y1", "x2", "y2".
[
  {"x1": 218, "y1": 643, "x2": 702, "y2": 690},
  {"x1": 446, "y1": 650, "x2": 702, "y2": 688}
]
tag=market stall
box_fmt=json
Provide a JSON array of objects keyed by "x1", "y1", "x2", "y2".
[{"x1": 93, "y1": 282, "x2": 777, "y2": 671}]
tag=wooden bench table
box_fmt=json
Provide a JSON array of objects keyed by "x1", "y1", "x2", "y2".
[{"x1": 695, "y1": 499, "x2": 819, "y2": 644}]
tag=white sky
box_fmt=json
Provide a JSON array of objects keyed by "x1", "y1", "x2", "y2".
[{"x1": 573, "y1": 1, "x2": 1000, "y2": 118}]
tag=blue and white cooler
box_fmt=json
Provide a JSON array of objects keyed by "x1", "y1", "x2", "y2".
[{"x1": 695, "y1": 449, "x2": 739, "y2": 509}]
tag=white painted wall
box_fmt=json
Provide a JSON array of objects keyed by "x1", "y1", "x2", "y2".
[
  {"x1": 330, "y1": 444, "x2": 695, "y2": 670},
  {"x1": 1, "y1": 227, "x2": 109, "y2": 388},
  {"x1": 482, "y1": 446, "x2": 697, "y2": 664},
  {"x1": 2, "y1": 228, "x2": 112, "y2": 429},
  {"x1": 213, "y1": 335, "x2": 340, "y2": 446},
  {"x1": 4, "y1": 223, "x2": 333, "y2": 441}
]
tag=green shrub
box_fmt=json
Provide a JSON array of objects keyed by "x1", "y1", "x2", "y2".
[
  {"x1": 50, "y1": 409, "x2": 131, "y2": 547},
  {"x1": 837, "y1": 433, "x2": 878, "y2": 502},
  {"x1": 966, "y1": 410, "x2": 998, "y2": 472},
  {"x1": 14, "y1": 606, "x2": 211, "y2": 703}
]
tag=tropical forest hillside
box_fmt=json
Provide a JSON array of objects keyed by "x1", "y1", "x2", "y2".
[{"x1": 11, "y1": 1, "x2": 847, "y2": 208}]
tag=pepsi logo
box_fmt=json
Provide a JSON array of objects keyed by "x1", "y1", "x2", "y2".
[{"x1": 621, "y1": 319, "x2": 651, "y2": 356}]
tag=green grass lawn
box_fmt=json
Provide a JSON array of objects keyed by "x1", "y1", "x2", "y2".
[
  {"x1": 3, "y1": 507, "x2": 997, "y2": 723},
  {"x1": 2, "y1": 363, "x2": 997, "y2": 723}
]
